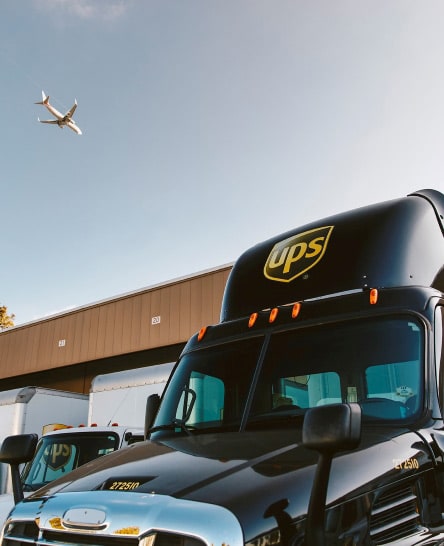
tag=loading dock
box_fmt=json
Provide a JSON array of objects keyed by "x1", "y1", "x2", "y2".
[{"x1": 0, "y1": 265, "x2": 232, "y2": 393}]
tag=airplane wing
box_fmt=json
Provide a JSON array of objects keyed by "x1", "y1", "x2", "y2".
[
  {"x1": 38, "y1": 118, "x2": 60, "y2": 125},
  {"x1": 66, "y1": 101, "x2": 78, "y2": 119}
]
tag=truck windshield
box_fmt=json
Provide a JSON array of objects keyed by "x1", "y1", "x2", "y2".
[
  {"x1": 153, "y1": 316, "x2": 423, "y2": 435},
  {"x1": 21, "y1": 432, "x2": 119, "y2": 491},
  {"x1": 248, "y1": 316, "x2": 423, "y2": 425}
]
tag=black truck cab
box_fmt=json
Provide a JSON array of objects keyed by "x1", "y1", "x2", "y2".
[{"x1": 2, "y1": 189, "x2": 444, "y2": 546}]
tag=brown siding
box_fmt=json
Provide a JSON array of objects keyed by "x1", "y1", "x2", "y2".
[{"x1": 0, "y1": 266, "x2": 231, "y2": 382}]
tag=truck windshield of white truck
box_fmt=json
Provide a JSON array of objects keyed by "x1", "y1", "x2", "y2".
[{"x1": 20, "y1": 432, "x2": 126, "y2": 491}]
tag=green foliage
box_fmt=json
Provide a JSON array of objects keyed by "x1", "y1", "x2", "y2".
[{"x1": 0, "y1": 305, "x2": 15, "y2": 331}]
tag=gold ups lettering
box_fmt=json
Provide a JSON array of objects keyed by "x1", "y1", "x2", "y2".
[
  {"x1": 264, "y1": 226, "x2": 334, "y2": 283},
  {"x1": 43, "y1": 443, "x2": 72, "y2": 470}
]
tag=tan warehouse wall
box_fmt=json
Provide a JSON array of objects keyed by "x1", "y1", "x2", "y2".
[{"x1": 0, "y1": 266, "x2": 232, "y2": 391}]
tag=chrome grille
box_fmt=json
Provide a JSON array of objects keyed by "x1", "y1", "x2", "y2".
[
  {"x1": 152, "y1": 534, "x2": 205, "y2": 546},
  {"x1": 3, "y1": 520, "x2": 39, "y2": 545},
  {"x1": 43, "y1": 529, "x2": 139, "y2": 546},
  {"x1": 3, "y1": 526, "x2": 204, "y2": 546}
]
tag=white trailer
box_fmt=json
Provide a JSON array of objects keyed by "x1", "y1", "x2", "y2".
[
  {"x1": 88, "y1": 362, "x2": 175, "y2": 427},
  {"x1": 0, "y1": 387, "x2": 89, "y2": 494}
]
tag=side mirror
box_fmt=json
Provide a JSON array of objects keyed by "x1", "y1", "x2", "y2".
[
  {"x1": 145, "y1": 394, "x2": 161, "y2": 439},
  {"x1": 302, "y1": 403, "x2": 361, "y2": 546},
  {"x1": 0, "y1": 434, "x2": 38, "y2": 504}
]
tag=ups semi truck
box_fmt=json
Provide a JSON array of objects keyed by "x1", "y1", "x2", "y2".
[{"x1": 2, "y1": 189, "x2": 444, "y2": 545}]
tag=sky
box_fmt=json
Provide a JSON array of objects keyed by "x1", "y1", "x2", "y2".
[{"x1": 2, "y1": 0, "x2": 444, "y2": 327}]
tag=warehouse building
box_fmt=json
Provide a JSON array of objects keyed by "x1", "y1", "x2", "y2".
[{"x1": 0, "y1": 265, "x2": 232, "y2": 394}]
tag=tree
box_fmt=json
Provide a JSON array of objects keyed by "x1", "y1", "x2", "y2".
[{"x1": 0, "y1": 305, "x2": 15, "y2": 331}]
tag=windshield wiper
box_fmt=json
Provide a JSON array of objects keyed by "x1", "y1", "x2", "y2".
[
  {"x1": 149, "y1": 419, "x2": 193, "y2": 436},
  {"x1": 22, "y1": 482, "x2": 46, "y2": 492}
]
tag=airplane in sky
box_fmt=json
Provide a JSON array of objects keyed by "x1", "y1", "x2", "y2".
[{"x1": 35, "y1": 91, "x2": 82, "y2": 135}]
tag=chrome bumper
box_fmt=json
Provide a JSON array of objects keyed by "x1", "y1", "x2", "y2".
[{"x1": 2, "y1": 491, "x2": 244, "y2": 546}]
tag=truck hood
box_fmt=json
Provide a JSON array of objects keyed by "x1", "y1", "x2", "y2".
[
  {"x1": 25, "y1": 425, "x2": 432, "y2": 540},
  {"x1": 29, "y1": 428, "x2": 307, "y2": 499}
]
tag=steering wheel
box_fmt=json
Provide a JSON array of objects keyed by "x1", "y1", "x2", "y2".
[{"x1": 360, "y1": 397, "x2": 403, "y2": 418}]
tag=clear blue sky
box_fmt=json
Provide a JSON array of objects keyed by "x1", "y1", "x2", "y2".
[{"x1": 2, "y1": 1, "x2": 443, "y2": 326}]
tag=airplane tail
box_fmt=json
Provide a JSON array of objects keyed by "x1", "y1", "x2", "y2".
[{"x1": 34, "y1": 90, "x2": 49, "y2": 105}]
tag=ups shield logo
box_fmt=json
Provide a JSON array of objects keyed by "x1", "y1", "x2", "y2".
[
  {"x1": 264, "y1": 226, "x2": 334, "y2": 283},
  {"x1": 43, "y1": 443, "x2": 72, "y2": 470}
]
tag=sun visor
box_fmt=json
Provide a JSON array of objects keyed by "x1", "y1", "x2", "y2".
[{"x1": 221, "y1": 189, "x2": 444, "y2": 322}]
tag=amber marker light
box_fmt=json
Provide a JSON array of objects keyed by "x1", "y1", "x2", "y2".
[
  {"x1": 248, "y1": 313, "x2": 258, "y2": 328},
  {"x1": 292, "y1": 302, "x2": 301, "y2": 318},
  {"x1": 269, "y1": 308, "x2": 278, "y2": 323},
  {"x1": 197, "y1": 327, "x2": 207, "y2": 341},
  {"x1": 369, "y1": 288, "x2": 379, "y2": 305},
  {"x1": 49, "y1": 517, "x2": 63, "y2": 530}
]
